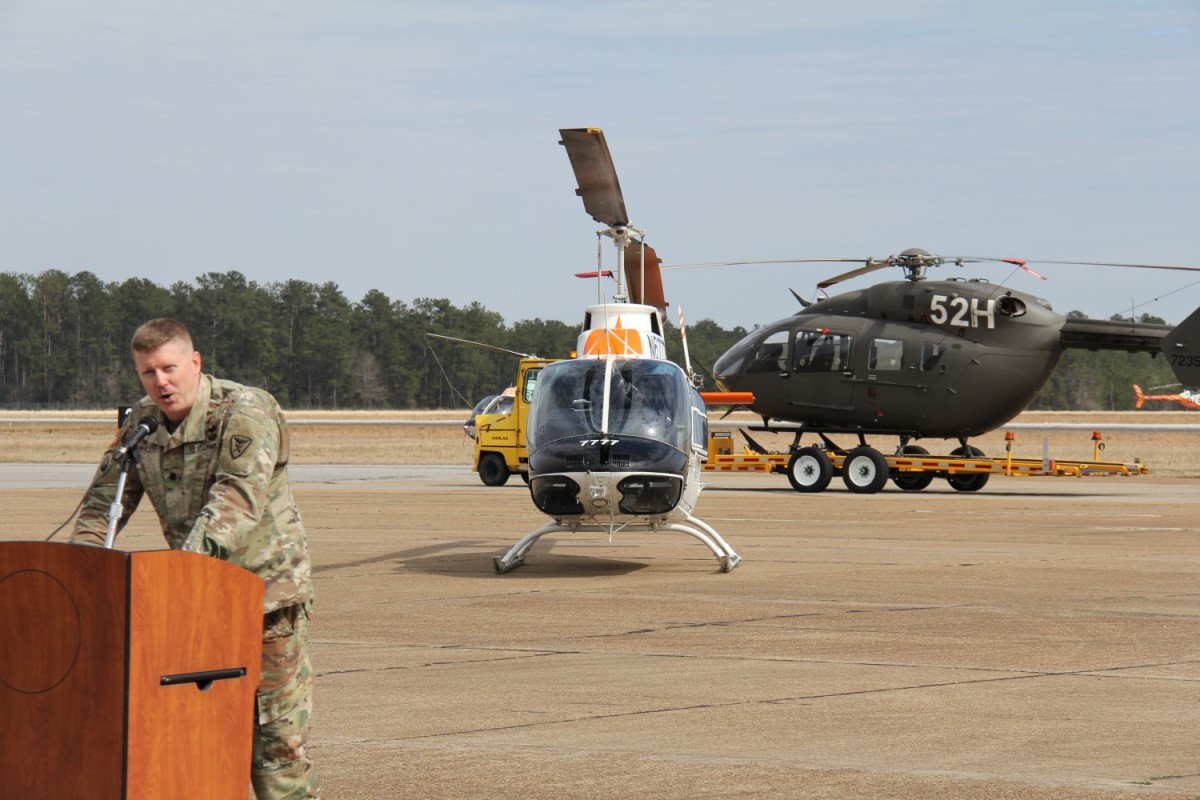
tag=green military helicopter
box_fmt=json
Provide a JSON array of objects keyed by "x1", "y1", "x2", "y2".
[{"x1": 703, "y1": 248, "x2": 1200, "y2": 493}]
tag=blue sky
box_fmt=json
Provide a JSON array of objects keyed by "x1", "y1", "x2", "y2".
[{"x1": 1, "y1": 0, "x2": 1197, "y2": 329}]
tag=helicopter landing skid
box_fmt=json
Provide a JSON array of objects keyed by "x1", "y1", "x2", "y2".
[{"x1": 493, "y1": 514, "x2": 741, "y2": 574}]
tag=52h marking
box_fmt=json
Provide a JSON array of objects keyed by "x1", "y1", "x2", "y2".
[{"x1": 930, "y1": 295, "x2": 995, "y2": 330}]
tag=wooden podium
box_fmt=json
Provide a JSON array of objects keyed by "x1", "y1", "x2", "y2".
[{"x1": 0, "y1": 542, "x2": 264, "y2": 799}]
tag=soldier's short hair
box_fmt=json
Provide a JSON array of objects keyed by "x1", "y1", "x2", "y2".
[{"x1": 131, "y1": 318, "x2": 194, "y2": 354}]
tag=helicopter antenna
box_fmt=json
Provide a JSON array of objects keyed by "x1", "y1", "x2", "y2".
[
  {"x1": 1102, "y1": 278, "x2": 1200, "y2": 321},
  {"x1": 677, "y1": 306, "x2": 702, "y2": 388},
  {"x1": 595, "y1": 235, "x2": 604, "y2": 304},
  {"x1": 789, "y1": 288, "x2": 812, "y2": 308}
]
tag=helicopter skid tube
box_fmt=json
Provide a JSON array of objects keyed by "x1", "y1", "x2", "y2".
[
  {"x1": 664, "y1": 513, "x2": 742, "y2": 572},
  {"x1": 493, "y1": 519, "x2": 562, "y2": 573},
  {"x1": 492, "y1": 516, "x2": 741, "y2": 573}
]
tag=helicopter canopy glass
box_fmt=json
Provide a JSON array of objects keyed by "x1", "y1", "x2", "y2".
[{"x1": 528, "y1": 358, "x2": 691, "y2": 451}]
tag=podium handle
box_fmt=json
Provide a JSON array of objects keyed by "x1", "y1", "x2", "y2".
[{"x1": 160, "y1": 667, "x2": 247, "y2": 691}]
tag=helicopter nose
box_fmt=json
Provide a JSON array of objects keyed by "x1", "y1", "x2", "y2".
[{"x1": 712, "y1": 348, "x2": 744, "y2": 381}]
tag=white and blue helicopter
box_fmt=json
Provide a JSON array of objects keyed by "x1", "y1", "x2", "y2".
[{"x1": 492, "y1": 128, "x2": 741, "y2": 574}]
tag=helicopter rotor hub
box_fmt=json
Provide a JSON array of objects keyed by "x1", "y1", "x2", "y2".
[{"x1": 891, "y1": 247, "x2": 943, "y2": 281}]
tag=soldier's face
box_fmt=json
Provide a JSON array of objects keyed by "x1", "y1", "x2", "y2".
[{"x1": 134, "y1": 340, "x2": 203, "y2": 422}]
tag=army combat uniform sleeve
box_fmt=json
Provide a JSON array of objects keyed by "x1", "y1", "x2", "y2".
[
  {"x1": 176, "y1": 386, "x2": 313, "y2": 614},
  {"x1": 181, "y1": 406, "x2": 279, "y2": 561}
]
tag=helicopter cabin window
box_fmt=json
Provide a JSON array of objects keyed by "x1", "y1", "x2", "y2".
[
  {"x1": 920, "y1": 342, "x2": 946, "y2": 371},
  {"x1": 690, "y1": 391, "x2": 708, "y2": 456},
  {"x1": 792, "y1": 330, "x2": 851, "y2": 373},
  {"x1": 868, "y1": 338, "x2": 904, "y2": 372},
  {"x1": 527, "y1": 358, "x2": 692, "y2": 452},
  {"x1": 746, "y1": 330, "x2": 789, "y2": 373},
  {"x1": 606, "y1": 360, "x2": 691, "y2": 451}
]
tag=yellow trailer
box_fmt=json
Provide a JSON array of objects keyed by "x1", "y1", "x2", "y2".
[{"x1": 703, "y1": 429, "x2": 1147, "y2": 493}]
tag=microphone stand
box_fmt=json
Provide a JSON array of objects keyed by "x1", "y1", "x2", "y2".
[{"x1": 103, "y1": 448, "x2": 140, "y2": 550}]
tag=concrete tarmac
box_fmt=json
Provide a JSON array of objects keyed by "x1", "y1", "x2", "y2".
[{"x1": 2, "y1": 467, "x2": 1198, "y2": 798}]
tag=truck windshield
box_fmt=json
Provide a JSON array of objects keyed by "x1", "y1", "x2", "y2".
[{"x1": 528, "y1": 358, "x2": 691, "y2": 451}]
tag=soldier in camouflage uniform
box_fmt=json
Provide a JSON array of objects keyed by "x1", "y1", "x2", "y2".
[{"x1": 72, "y1": 318, "x2": 319, "y2": 800}]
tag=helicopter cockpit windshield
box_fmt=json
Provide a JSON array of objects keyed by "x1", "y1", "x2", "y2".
[{"x1": 528, "y1": 358, "x2": 691, "y2": 451}]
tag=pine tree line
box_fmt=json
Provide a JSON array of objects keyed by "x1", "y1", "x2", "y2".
[
  {"x1": 0, "y1": 269, "x2": 1182, "y2": 411},
  {"x1": 0, "y1": 270, "x2": 581, "y2": 409}
]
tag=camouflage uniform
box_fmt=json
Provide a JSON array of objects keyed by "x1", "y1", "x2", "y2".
[{"x1": 73, "y1": 374, "x2": 319, "y2": 799}]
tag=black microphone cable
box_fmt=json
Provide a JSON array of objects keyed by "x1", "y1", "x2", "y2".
[
  {"x1": 43, "y1": 459, "x2": 118, "y2": 543},
  {"x1": 43, "y1": 415, "x2": 157, "y2": 542}
]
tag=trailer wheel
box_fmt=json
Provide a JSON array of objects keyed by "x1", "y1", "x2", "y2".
[
  {"x1": 787, "y1": 447, "x2": 833, "y2": 493},
  {"x1": 946, "y1": 445, "x2": 990, "y2": 492},
  {"x1": 478, "y1": 453, "x2": 510, "y2": 486},
  {"x1": 892, "y1": 445, "x2": 934, "y2": 492},
  {"x1": 841, "y1": 446, "x2": 890, "y2": 494}
]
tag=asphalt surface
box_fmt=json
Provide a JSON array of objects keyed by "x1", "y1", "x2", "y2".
[{"x1": 2, "y1": 466, "x2": 1198, "y2": 798}]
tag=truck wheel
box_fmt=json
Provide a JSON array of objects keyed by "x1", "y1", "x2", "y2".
[
  {"x1": 787, "y1": 447, "x2": 833, "y2": 493},
  {"x1": 841, "y1": 446, "x2": 889, "y2": 494},
  {"x1": 479, "y1": 453, "x2": 510, "y2": 486}
]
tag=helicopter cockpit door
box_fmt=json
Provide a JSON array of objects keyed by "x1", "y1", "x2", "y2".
[{"x1": 789, "y1": 328, "x2": 854, "y2": 410}]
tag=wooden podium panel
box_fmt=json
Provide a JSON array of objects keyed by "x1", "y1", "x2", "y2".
[
  {"x1": 0, "y1": 542, "x2": 128, "y2": 797},
  {"x1": 0, "y1": 542, "x2": 264, "y2": 800}
]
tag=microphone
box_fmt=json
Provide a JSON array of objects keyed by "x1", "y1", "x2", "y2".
[{"x1": 114, "y1": 416, "x2": 159, "y2": 462}]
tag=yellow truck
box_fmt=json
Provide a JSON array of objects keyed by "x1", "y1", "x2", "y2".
[{"x1": 471, "y1": 358, "x2": 555, "y2": 485}]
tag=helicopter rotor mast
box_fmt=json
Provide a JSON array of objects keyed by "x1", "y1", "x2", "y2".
[{"x1": 603, "y1": 224, "x2": 646, "y2": 304}]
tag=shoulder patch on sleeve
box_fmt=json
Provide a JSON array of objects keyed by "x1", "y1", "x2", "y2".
[
  {"x1": 220, "y1": 411, "x2": 273, "y2": 477},
  {"x1": 230, "y1": 434, "x2": 254, "y2": 460}
]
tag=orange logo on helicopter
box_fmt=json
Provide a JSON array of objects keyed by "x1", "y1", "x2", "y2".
[{"x1": 582, "y1": 318, "x2": 645, "y2": 357}]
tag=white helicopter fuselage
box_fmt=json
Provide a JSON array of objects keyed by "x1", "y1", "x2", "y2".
[
  {"x1": 492, "y1": 303, "x2": 739, "y2": 572},
  {"x1": 524, "y1": 352, "x2": 706, "y2": 525}
]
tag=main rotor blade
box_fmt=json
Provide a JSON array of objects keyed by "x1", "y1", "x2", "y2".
[
  {"x1": 660, "y1": 255, "x2": 890, "y2": 291},
  {"x1": 1023, "y1": 259, "x2": 1200, "y2": 273},
  {"x1": 661, "y1": 258, "x2": 870, "y2": 271},
  {"x1": 816, "y1": 259, "x2": 890, "y2": 289},
  {"x1": 663, "y1": 256, "x2": 1200, "y2": 275},
  {"x1": 954, "y1": 256, "x2": 1200, "y2": 273},
  {"x1": 558, "y1": 127, "x2": 629, "y2": 227},
  {"x1": 424, "y1": 332, "x2": 533, "y2": 359}
]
